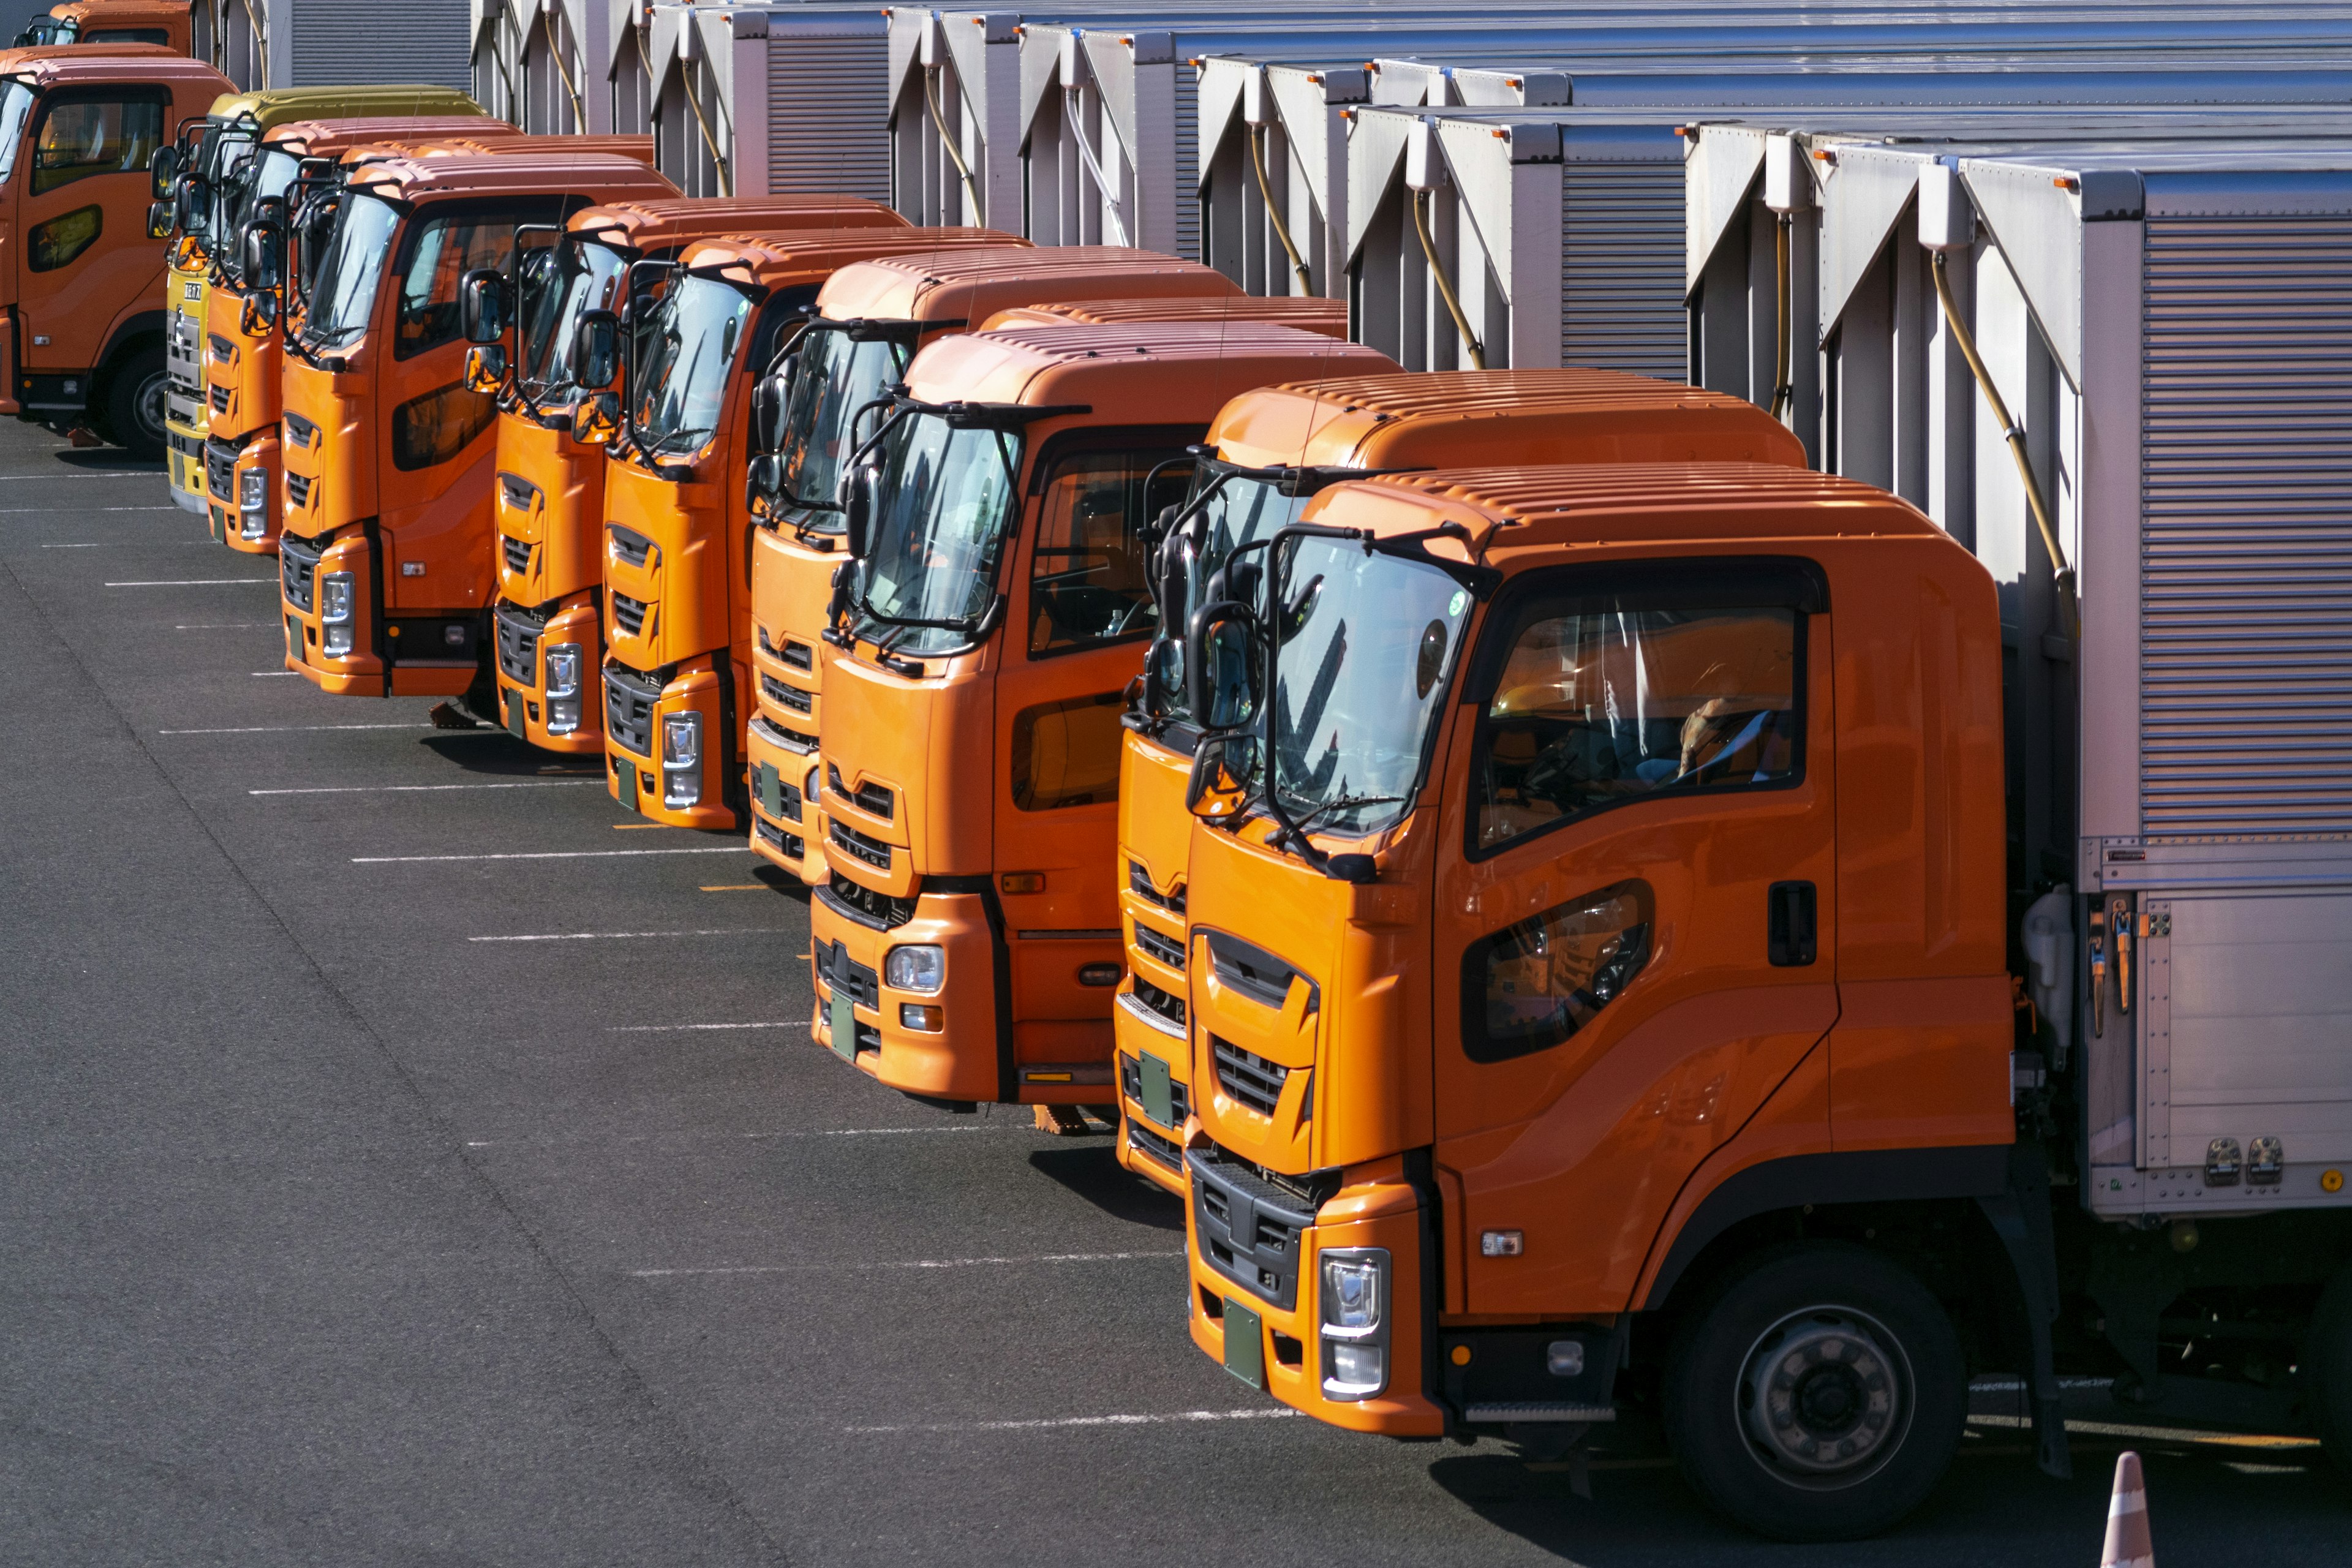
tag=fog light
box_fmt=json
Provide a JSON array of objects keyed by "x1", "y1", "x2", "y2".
[
  {"x1": 1547, "y1": 1340, "x2": 1585, "y2": 1378},
  {"x1": 1328, "y1": 1341, "x2": 1384, "y2": 1389},
  {"x1": 323, "y1": 622, "x2": 353, "y2": 656},
  {"x1": 884, "y1": 944, "x2": 944, "y2": 993},
  {"x1": 900, "y1": 1003, "x2": 942, "y2": 1031},
  {"x1": 662, "y1": 712, "x2": 702, "y2": 808},
  {"x1": 546, "y1": 695, "x2": 580, "y2": 735}
]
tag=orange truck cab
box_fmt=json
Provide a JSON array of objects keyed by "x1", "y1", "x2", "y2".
[
  {"x1": 802, "y1": 322, "x2": 1392, "y2": 1114},
  {"x1": 981, "y1": 295, "x2": 1350, "y2": 338},
  {"x1": 15, "y1": 1, "x2": 188, "y2": 51},
  {"x1": 273, "y1": 151, "x2": 676, "y2": 700},
  {"x1": 0, "y1": 47, "x2": 227, "y2": 451},
  {"x1": 475, "y1": 195, "x2": 910, "y2": 756},
  {"x1": 740, "y1": 246, "x2": 1245, "y2": 886},
  {"x1": 586, "y1": 225, "x2": 1014, "y2": 826},
  {"x1": 1172, "y1": 461, "x2": 2024, "y2": 1536},
  {"x1": 1112, "y1": 371, "x2": 1807, "y2": 1197},
  {"x1": 201, "y1": 114, "x2": 520, "y2": 551}
]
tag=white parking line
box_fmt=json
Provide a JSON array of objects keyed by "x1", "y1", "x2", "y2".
[
  {"x1": 607, "y1": 1020, "x2": 799, "y2": 1032},
  {"x1": 461, "y1": 1125, "x2": 1008, "y2": 1150},
  {"x1": 251, "y1": 670, "x2": 295, "y2": 677},
  {"x1": 632, "y1": 1250, "x2": 1184, "y2": 1279},
  {"x1": 106, "y1": 576, "x2": 276, "y2": 587},
  {"x1": 20, "y1": 507, "x2": 182, "y2": 519},
  {"x1": 364, "y1": 846, "x2": 750, "y2": 864},
  {"x1": 468, "y1": 926, "x2": 786, "y2": 943},
  {"x1": 254, "y1": 780, "x2": 603, "y2": 797},
  {"x1": 157, "y1": 722, "x2": 460, "y2": 736},
  {"x1": 845, "y1": 1409, "x2": 1301, "y2": 1436},
  {"x1": 175, "y1": 622, "x2": 273, "y2": 630}
]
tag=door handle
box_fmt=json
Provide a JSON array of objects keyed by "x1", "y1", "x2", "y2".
[{"x1": 1768, "y1": 880, "x2": 1817, "y2": 967}]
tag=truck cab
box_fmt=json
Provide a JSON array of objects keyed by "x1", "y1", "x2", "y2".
[
  {"x1": 981, "y1": 295, "x2": 1349, "y2": 338},
  {"x1": 742, "y1": 246, "x2": 1243, "y2": 884},
  {"x1": 163, "y1": 86, "x2": 494, "y2": 521},
  {"x1": 1112, "y1": 369, "x2": 1806, "y2": 1195},
  {"x1": 15, "y1": 1, "x2": 189, "y2": 52},
  {"x1": 586, "y1": 226, "x2": 1011, "y2": 827},
  {"x1": 200, "y1": 110, "x2": 513, "y2": 550},
  {"x1": 479, "y1": 194, "x2": 909, "y2": 756},
  {"x1": 804, "y1": 322, "x2": 1392, "y2": 1114},
  {"x1": 274, "y1": 150, "x2": 676, "y2": 701},
  {"x1": 0, "y1": 47, "x2": 225, "y2": 453}
]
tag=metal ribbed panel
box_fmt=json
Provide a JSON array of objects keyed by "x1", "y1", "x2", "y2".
[
  {"x1": 769, "y1": 37, "x2": 889, "y2": 200},
  {"x1": 293, "y1": 0, "x2": 472, "y2": 88},
  {"x1": 1174, "y1": 68, "x2": 1198, "y2": 263},
  {"x1": 2141, "y1": 216, "x2": 2352, "y2": 838},
  {"x1": 1559, "y1": 162, "x2": 1685, "y2": 379}
]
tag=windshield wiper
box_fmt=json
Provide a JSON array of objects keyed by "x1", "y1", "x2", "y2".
[{"x1": 1277, "y1": 791, "x2": 1404, "y2": 842}]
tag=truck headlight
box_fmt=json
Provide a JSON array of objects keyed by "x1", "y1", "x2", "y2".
[
  {"x1": 238, "y1": 466, "x2": 268, "y2": 538},
  {"x1": 320, "y1": 571, "x2": 355, "y2": 656},
  {"x1": 1319, "y1": 1248, "x2": 1390, "y2": 1401},
  {"x1": 661, "y1": 712, "x2": 701, "y2": 807},
  {"x1": 884, "y1": 944, "x2": 944, "y2": 993},
  {"x1": 543, "y1": 643, "x2": 582, "y2": 735}
]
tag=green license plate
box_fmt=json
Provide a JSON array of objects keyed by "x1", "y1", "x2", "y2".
[
  {"x1": 756, "y1": 761, "x2": 783, "y2": 819},
  {"x1": 284, "y1": 615, "x2": 301, "y2": 665},
  {"x1": 507, "y1": 692, "x2": 527, "y2": 739},
  {"x1": 1223, "y1": 1298, "x2": 1265, "y2": 1389},
  {"x1": 621, "y1": 763, "x2": 640, "y2": 815},
  {"x1": 829, "y1": 990, "x2": 857, "y2": 1060},
  {"x1": 1140, "y1": 1051, "x2": 1174, "y2": 1129}
]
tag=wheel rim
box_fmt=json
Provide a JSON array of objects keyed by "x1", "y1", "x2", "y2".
[
  {"x1": 1735, "y1": 1304, "x2": 1914, "y2": 1488},
  {"x1": 135, "y1": 371, "x2": 170, "y2": 446}
]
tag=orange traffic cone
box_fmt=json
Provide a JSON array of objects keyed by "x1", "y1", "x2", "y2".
[{"x1": 2100, "y1": 1450, "x2": 2154, "y2": 1568}]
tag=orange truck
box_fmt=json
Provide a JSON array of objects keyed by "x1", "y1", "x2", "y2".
[
  {"x1": 0, "y1": 45, "x2": 227, "y2": 453},
  {"x1": 1111, "y1": 371, "x2": 1807, "y2": 1196},
  {"x1": 740, "y1": 246, "x2": 1248, "y2": 886},
  {"x1": 470, "y1": 196, "x2": 913, "y2": 756},
  {"x1": 200, "y1": 113, "x2": 519, "y2": 550},
  {"x1": 1168, "y1": 459, "x2": 2047, "y2": 1537},
  {"x1": 981, "y1": 295, "x2": 1350, "y2": 338},
  {"x1": 802, "y1": 321, "x2": 1393, "y2": 1117},
  {"x1": 579, "y1": 225, "x2": 1015, "y2": 823},
  {"x1": 15, "y1": 1, "x2": 187, "y2": 51},
  {"x1": 271, "y1": 149, "x2": 677, "y2": 700}
]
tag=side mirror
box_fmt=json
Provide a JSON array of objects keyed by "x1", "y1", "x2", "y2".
[
  {"x1": 464, "y1": 343, "x2": 508, "y2": 393},
  {"x1": 750, "y1": 363, "x2": 791, "y2": 453},
  {"x1": 149, "y1": 145, "x2": 178, "y2": 200},
  {"x1": 571, "y1": 308, "x2": 620, "y2": 391},
  {"x1": 242, "y1": 221, "x2": 282, "y2": 292},
  {"x1": 146, "y1": 198, "x2": 171, "y2": 239},
  {"x1": 1184, "y1": 605, "x2": 1257, "y2": 731},
  {"x1": 459, "y1": 268, "x2": 510, "y2": 346},
  {"x1": 744, "y1": 452, "x2": 782, "y2": 518},
  {"x1": 1185, "y1": 733, "x2": 1258, "y2": 821},
  {"x1": 843, "y1": 461, "x2": 876, "y2": 558},
  {"x1": 1140, "y1": 635, "x2": 1183, "y2": 720}
]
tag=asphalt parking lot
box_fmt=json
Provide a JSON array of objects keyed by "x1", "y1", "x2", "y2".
[{"x1": 2, "y1": 417, "x2": 2346, "y2": 1566}]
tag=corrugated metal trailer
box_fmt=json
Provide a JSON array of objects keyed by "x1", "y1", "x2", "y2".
[
  {"x1": 600, "y1": 1, "x2": 892, "y2": 198},
  {"x1": 192, "y1": 0, "x2": 473, "y2": 88}
]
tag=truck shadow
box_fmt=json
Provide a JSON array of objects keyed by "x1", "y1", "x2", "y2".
[
  {"x1": 418, "y1": 729, "x2": 606, "y2": 778},
  {"x1": 55, "y1": 448, "x2": 163, "y2": 473},
  {"x1": 1025, "y1": 1144, "x2": 1186, "y2": 1233}
]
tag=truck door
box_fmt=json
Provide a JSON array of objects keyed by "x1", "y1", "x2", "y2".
[
  {"x1": 14, "y1": 83, "x2": 166, "y2": 377},
  {"x1": 994, "y1": 431, "x2": 1192, "y2": 1067},
  {"x1": 1427, "y1": 557, "x2": 1839, "y2": 1318}
]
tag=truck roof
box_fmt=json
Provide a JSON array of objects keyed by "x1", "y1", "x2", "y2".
[
  {"x1": 676, "y1": 227, "x2": 1017, "y2": 288},
  {"x1": 343, "y1": 151, "x2": 677, "y2": 203},
  {"x1": 568, "y1": 195, "x2": 907, "y2": 252},
  {"x1": 1208, "y1": 369, "x2": 1807, "y2": 473},
  {"x1": 208, "y1": 85, "x2": 487, "y2": 131},
  {"x1": 44, "y1": 0, "x2": 179, "y2": 23},
  {"x1": 815, "y1": 244, "x2": 1233, "y2": 325},
  {"x1": 260, "y1": 116, "x2": 521, "y2": 157},
  {"x1": 1, "y1": 45, "x2": 220, "y2": 86},
  {"x1": 1306, "y1": 462, "x2": 1945, "y2": 562},
  {"x1": 981, "y1": 295, "x2": 1349, "y2": 339},
  {"x1": 903, "y1": 322, "x2": 1394, "y2": 414},
  {"x1": 418, "y1": 134, "x2": 657, "y2": 164}
]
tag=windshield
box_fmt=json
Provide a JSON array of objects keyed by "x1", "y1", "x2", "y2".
[
  {"x1": 1156, "y1": 473, "x2": 1315, "y2": 725},
  {"x1": 854, "y1": 410, "x2": 1022, "y2": 657},
  {"x1": 0, "y1": 80, "x2": 33, "y2": 183},
  {"x1": 200, "y1": 133, "x2": 256, "y2": 254},
  {"x1": 774, "y1": 323, "x2": 911, "y2": 528},
  {"x1": 1266, "y1": 538, "x2": 1472, "y2": 839},
  {"x1": 20, "y1": 17, "x2": 70, "y2": 44},
  {"x1": 303, "y1": 192, "x2": 399, "y2": 349},
  {"x1": 631, "y1": 273, "x2": 752, "y2": 455},
  {"x1": 519, "y1": 235, "x2": 624, "y2": 396}
]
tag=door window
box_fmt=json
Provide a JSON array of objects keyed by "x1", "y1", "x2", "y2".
[
  {"x1": 1461, "y1": 881, "x2": 1653, "y2": 1063},
  {"x1": 27, "y1": 203, "x2": 100, "y2": 270},
  {"x1": 1472, "y1": 598, "x2": 1801, "y2": 855},
  {"x1": 28, "y1": 94, "x2": 163, "y2": 196},
  {"x1": 1027, "y1": 450, "x2": 1190, "y2": 655}
]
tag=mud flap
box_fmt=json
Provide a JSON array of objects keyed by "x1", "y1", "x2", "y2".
[{"x1": 1977, "y1": 1147, "x2": 2072, "y2": 1480}]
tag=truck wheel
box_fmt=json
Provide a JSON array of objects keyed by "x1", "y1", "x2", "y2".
[
  {"x1": 2309, "y1": 1266, "x2": 2352, "y2": 1472},
  {"x1": 1662, "y1": 1240, "x2": 1965, "y2": 1540},
  {"x1": 105, "y1": 347, "x2": 170, "y2": 461}
]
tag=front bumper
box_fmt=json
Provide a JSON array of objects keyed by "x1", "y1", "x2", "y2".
[
  {"x1": 1185, "y1": 1148, "x2": 1445, "y2": 1438},
  {"x1": 206, "y1": 431, "x2": 280, "y2": 554},
  {"x1": 165, "y1": 399, "x2": 208, "y2": 514},
  {"x1": 744, "y1": 715, "x2": 826, "y2": 883},
  {"x1": 1115, "y1": 858, "x2": 1193, "y2": 1196},
  {"x1": 493, "y1": 594, "x2": 604, "y2": 754},
  {"x1": 808, "y1": 881, "x2": 1002, "y2": 1102},
  {"x1": 280, "y1": 526, "x2": 480, "y2": 698},
  {"x1": 602, "y1": 655, "x2": 739, "y2": 829}
]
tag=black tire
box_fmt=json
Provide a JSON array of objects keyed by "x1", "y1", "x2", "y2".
[
  {"x1": 2309, "y1": 1265, "x2": 2352, "y2": 1472},
  {"x1": 104, "y1": 345, "x2": 170, "y2": 461},
  {"x1": 1663, "y1": 1240, "x2": 1966, "y2": 1541}
]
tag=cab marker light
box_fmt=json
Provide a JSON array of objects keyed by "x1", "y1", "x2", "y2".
[
  {"x1": 1001, "y1": 872, "x2": 1044, "y2": 893},
  {"x1": 1480, "y1": 1230, "x2": 1523, "y2": 1257}
]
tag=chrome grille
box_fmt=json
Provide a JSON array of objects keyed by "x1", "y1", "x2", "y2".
[
  {"x1": 1212, "y1": 1035, "x2": 1287, "y2": 1117},
  {"x1": 1133, "y1": 924, "x2": 1185, "y2": 971},
  {"x1": 494, "y1": 600, "x2": 544, "y2": 685},
  {"x1": 611, "y1": 594, "x2": 649, "y2": 638},
  {"x1": 604, "y1": 664, "x2": 657, "y2": 756}
]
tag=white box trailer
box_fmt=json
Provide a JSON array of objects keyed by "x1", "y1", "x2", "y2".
[
  {"x1": 470, "y1": 0, "x2": 609, "y2": 130},
  {"x1": 192, "y1": 0, "x2": 473, "y2": 90},
  {"x1": 601, "y1": 1, "x2": 892, "y2": 198}
]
